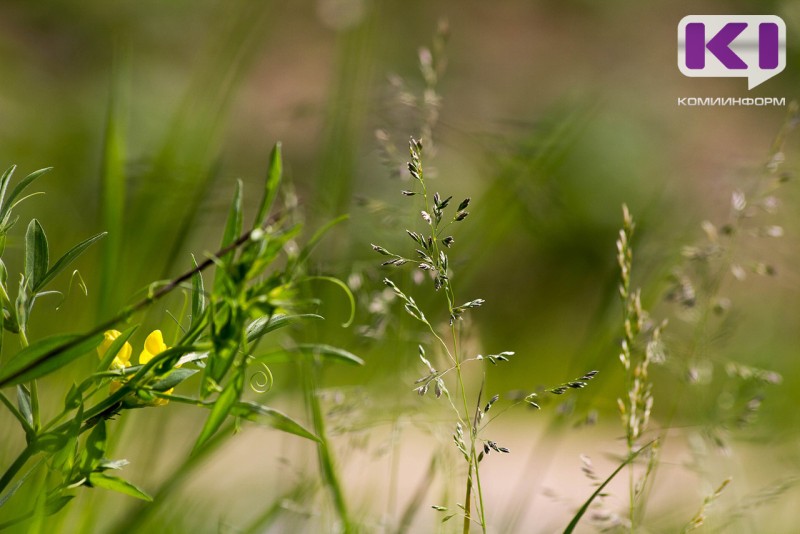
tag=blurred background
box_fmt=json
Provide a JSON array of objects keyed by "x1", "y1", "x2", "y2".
[{"x1": 1, "y1": 0, "x2": 799, "y2": 532}]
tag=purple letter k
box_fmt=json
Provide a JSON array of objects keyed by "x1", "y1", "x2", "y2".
[{"x1": 686, "y1": 22, "x2": 748, "y2": 70}]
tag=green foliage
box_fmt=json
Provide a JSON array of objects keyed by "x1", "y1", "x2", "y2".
[{"x1": 0, "y1": 147, "x2": 351, "y2": 528}]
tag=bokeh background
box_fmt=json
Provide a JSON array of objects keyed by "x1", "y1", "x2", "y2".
[{"x1": 1, "y1": 0, "x2": 799, "y2": 532}]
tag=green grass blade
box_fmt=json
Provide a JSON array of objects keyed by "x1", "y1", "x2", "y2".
[
  {"x1": 97, "y1": 57, "x2": 128, "y2": 318},
  {"x1": 253, "y1": 142, "x2": 282, "y2": 229},
  {"x1": 34, "y1": 232, "x2": 106, "y2": 292},
  {"x1": 563, "y1": 440, "x2": 656, "y2": 534}
]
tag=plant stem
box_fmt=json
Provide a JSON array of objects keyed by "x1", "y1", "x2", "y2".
[{"x1": 303, "y1": 357, "x2": 351, "y2": 532}]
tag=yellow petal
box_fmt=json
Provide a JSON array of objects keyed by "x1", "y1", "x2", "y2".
[
  {"x1": 98, "y1": 330, "x2": 132, "y2": 368},
  {"x1": 139, "y1": 330, "x2": 168, "y2": 365}
]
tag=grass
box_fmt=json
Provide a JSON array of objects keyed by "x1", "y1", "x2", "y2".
[{"x1": 1, "y1": 6, "x2": 800, "y2": 533}]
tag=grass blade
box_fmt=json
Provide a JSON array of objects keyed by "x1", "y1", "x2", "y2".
[{"x1": 563, "y1": 440, "x2": 656, "y2": 534}]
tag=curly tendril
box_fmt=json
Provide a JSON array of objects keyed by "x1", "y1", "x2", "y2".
[{"x1": 249, "y1": 362, "x2": 274, "y2": 394}]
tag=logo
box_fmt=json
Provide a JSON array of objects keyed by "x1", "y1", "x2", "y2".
[{"x1": 678, "y1": 15, "x2": 786, "y2": 89}]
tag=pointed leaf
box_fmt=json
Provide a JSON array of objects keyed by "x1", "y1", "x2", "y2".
[
  {"x1": 193, "y1": 369, "x2": 244, "y2": 453},
  {"x1": 0, "y1": 165, "x2": 16, "y2": 218},
  {"x1": 16, "y1": 385, "x2": 33, "y2": 428},
  {"x1": 245, "y1": 314, "x2": 323, "y2": 343},
  {"x1": 214, "y1": 180, "x2": 243, "y2": 291},
  {"x1": 34, "y1": 232, "x2": 107, "y2": 292},
  {"x1": 149, "y1": 368, "x2": 197, "y2": 391},
  {"x1": 87, "y1": 473, "x2": 152, "y2": 501},
  {"x1": 80, "y1": 419, "x2": 107, "y2": 474},
  {"x1": 191, "y1": 254, "x2": 205, "y2": 327},
  {"x1": 0, "y1": 167, "x2": 51, "y2": 222},
  {"x1": 96, "y1": 325, "x2": 138, "y2": 372},
  {"x1": 253, "y1": 142, "x2": 282, "y2": 229},
  {"x1": 0, "y1": 333, "x2": 105, "y2": 388},
  {"x1": 25, "y1": 219, "x2": 48, "y2": 290},
  {"x1": 295, "y1": 344, "x2": 363, "y2": 366},
  {"x1": 231, "y1": 401, "x2": 319, "y2": 442}
]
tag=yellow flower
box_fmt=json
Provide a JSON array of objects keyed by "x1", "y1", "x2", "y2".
[
  {"x1": 139, "y1": 329, "x2": 168, "y2": 365},
  {"x1": 97, "y1": 330, "x2": 133, "y2": 394},
  {"x1": 139, "y1": 330, "x2": 174, "y2": 406},
  {"x1": 97, "y1": 330, "x2": 132, "y2": 370}
]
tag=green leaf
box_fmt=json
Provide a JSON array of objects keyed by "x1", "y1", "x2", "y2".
[
  {"x1": 80, "y1": 420, "x2": 107, "y2": 474},
  {"x1": 193, "y1": 369, "x2": 244, "y2": 453},
  {"x1": 16, "y1": 385, "x2": 33, "y2": 428},
  {"x1": 296, "y1": 344, "x2": 363, "y2": 365},
  {"x1": 257, "y1": 344, "x2": 363, "y2": 366},
  {"x1": 25, "y1": 219, "x2": 49, "y2": 290},
  {"x1": 0, "y1": 332, "x2": 105, "y2": 388},
  {"x1": 0, "y1": 167, "x2": 51, "y2": 223},
  {"x1": 0, "y1": 165, "x2": 16, "y2": 221},
  {"x1": 149, "y1": 368, "x2": 197, "y2": 391},
  {"x1": 191, "y1": 254, "x2": 205, "y2": 327},
  {"x1": 253, "y1": 142, "x2": 282, "y2": 229},
  {"x1": 214, "y1": 179, "x2": 243, "y2": 292},
  {"x1": 245, "y1": 313, "x2": 323, "y2": 343},
  {"x1": 96, "y1": 326, "x2": 138, "y2": 372},
  {"x1": 231, "y1": 401, "x2": 319, "y2": 442},
  {"x1": 87, "y1": 473, "x2": 152, "y2": 502},
  {"x1": 34, "y1": 232, "x2": 107, "y2": 292}
]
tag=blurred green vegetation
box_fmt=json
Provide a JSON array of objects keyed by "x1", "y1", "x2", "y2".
[{"x1": 1, "y1": 0, "x2": 800, "y2": 532}]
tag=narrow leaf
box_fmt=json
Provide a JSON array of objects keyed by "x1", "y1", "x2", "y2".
[
  {"x1": 96, "y1": 326, "x2": 138, "y2": 373},
  {"x1": 16, "y1": 385, "x2": 33, "y2": 428},
  {"x1": 214, "y1": 180, "x2": 243, "y2": 291},
  {"x1": 34, "y1": 232, "x2": 107, "y2": 292},
  {"x1": 563, "y1": 441, "x2": 656, "y2": 534},
  {"x1": 191, "y1": 254, "x2": 205, "y2": 327},
  {"x1": 87, "y1": 473, "x2": 152, "y2": 502},
  {"x1": 25, "y1": 219, "x2": 49, "y2": 290},
  {"x1": 253, "y1": 142, "x2": 282, "y2": 229},
  {"x1": 80, "y1": 420, "x2": 107, "y2": 473},
  {"x1": 245, "y1": 314, "x2": 323, "y2": 343},
  {"x1": 295, "y1": 344, "x2": 364, "y2": 366},
  {"x1": 149, "y1": 368, "x2": 197, "y2": 391},
  {"x1": 231, "y1": 401, "x2": 319, "y2": 442},
  {"x1": 0, "y1": 167, "x2": 51, "y2": 222},
  {"x1": 0, "y1": 165, "x2": 16, "y2": 217},
  {"x1": 0, "y1": 333, "x2": 105, "y2": 388},
  {"x1": 193, "y1": 370, "x2": 244, "y2": 453}
]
